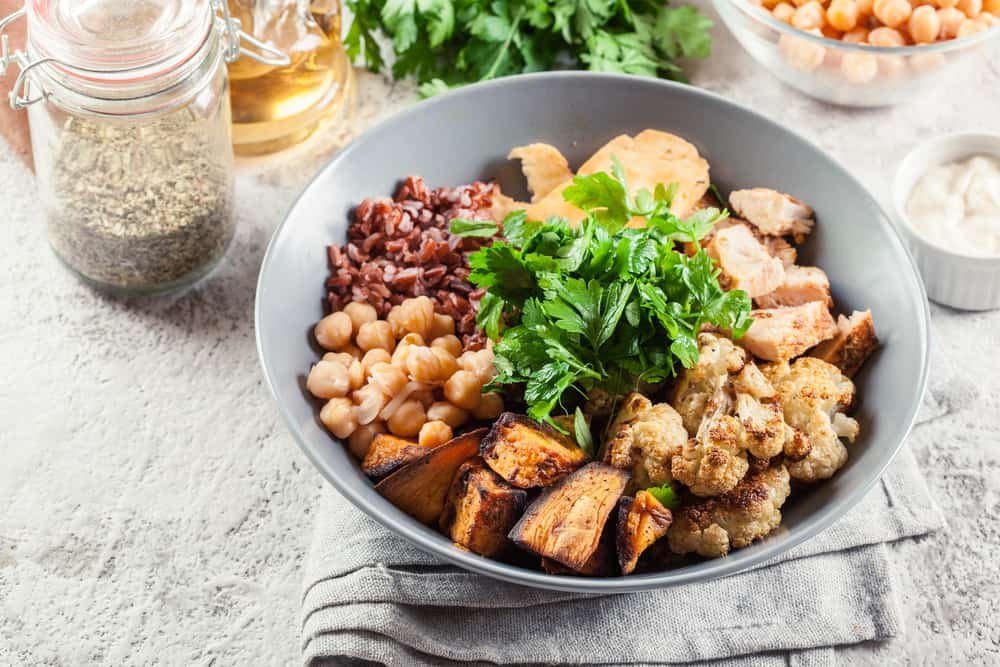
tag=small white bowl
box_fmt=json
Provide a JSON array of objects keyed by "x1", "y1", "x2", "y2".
[{"x1": 892, "y1": 133, "x2": 1000, "y2": 311}]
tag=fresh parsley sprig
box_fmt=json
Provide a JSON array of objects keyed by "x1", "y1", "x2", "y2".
[
  {"x1": 344, "y1": 0, "x2": 714, "y2": 96},
  {"x1": 450, "y1": 161, "x2": 752, "y2": 426}
]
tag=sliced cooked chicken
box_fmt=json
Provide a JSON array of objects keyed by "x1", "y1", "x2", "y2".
[
  {"x1": 755, "y1": 266, "x2": 832, "y2": 309},
  {"x1": 526, "y1": 130, "x2": 710, "y2": 226},
  {"x1": 729, "y1": 188, "x2": 815, "y2": 241},
  {"x1": 706, "y1": 224, "x2": 786, "y2": 298},
  {"x1": 762, "y1": 235, "x2": 797, "y2": 268},
  {"x1": 811, "y1": 310, "x2": 879, "y2": 378},
  {"x1": 739, "y1": 301, "x2": 838, "y2": 362},
  {"x1": 508, "y1": 143, "x2": 574, "y2": 203},
  {"x1": 489, "y1": 190, "x2": 526, "y2": 222}
]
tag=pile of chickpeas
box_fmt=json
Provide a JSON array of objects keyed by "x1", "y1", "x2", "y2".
[
  {"x1": 763, "y1": 0, "x2": 999, "y2": 81},
  {"x1": 307, "y1": 296, "x2": 503, "y2": 458}
]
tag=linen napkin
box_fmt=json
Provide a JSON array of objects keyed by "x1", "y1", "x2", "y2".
[{"x1": 302, "y1": 438, "x2": 942, "y2": 667}]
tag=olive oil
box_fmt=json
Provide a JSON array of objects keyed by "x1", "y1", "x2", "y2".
[{"x1": 226, "y1": 1, "x2": 353, "y2": 155}]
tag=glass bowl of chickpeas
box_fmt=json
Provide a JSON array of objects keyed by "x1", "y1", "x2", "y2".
[{"x1": 715, "y1": 0, "x2": 1000, "y2": 106}]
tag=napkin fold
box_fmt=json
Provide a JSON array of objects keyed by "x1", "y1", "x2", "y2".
[{"x1": 302, "y1": 446, "x2": 942, "y2": 666}]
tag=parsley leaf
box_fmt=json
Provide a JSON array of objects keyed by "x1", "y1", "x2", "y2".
[
  {"x1": 645, "y1": 484, "x2": 681, "y2": 509},
  {"x1": 344, "y1": 0, "x2": 713, "y2": 90},
  {"x1": 450, "y1": 219, "x2": 500, "y2": 237}
]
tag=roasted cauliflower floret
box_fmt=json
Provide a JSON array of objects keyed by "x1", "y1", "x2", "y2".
[
  {"x1": 769, "y1": 357, "x2": 859, "y2": 482},
  {"x1": 668, "y1": 462, "x2": 791, "y2": 558},
  {"x1": 604, "y1": 393, "x2": 688, "y2": 489},
  {"x1": 670, "y1": 334, "x2": 787, "y2": 497},
  {"x1": 671, "y1": 406, "x2": 750, "y2": 497},
  {"x1": 672, "y1": 333, "x2": 747, "y2": 435}
]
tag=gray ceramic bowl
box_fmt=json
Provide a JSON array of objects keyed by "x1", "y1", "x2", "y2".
[{"x1": 256, "y1": 72, "x2": 930, "y2": 593}]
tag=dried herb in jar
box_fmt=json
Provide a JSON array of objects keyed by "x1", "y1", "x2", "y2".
[{"x1": 45, "y1": 111, "x2": 234, "y2": 291}]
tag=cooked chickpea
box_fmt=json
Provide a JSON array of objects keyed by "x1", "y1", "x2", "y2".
[
  {"x1": 352, "y1": 383, "x2": 388, "y2": 425},
  {"x1": 459, "y1": 348, "x2": 496, "y2": 385},
  {"x1": 856, "y1": 0, "x2": 874, "y2": 13},
  {"x1": 956, "y1": 16, "x2": 988, "y2": 34},
  {"x1": 842, "y1": 26, "x2": 871, "y2": 41},
  {"x1": 472, "y1": 392, "x2": 504, "y2": 420},
  {"x1": 982, "y1": 11, "x2": 999, "y2": 24},
  {"x1": 369, "y1": 362, "x2": 408, "y2": 396},
  {"x1": 827, "y1": 0, "x2": 860, "y2": 30},
  {"x1": 762, "y1": 0, "x2": 780, "y2": 8},
  {"x1": 418, "y1": 420, "x2": 453, "y2": 448},
  {"x1": 984, "y1": 0, "x2": 1000, "y2": 13},
  {"x1": 307, "y1": 360, "x2": 350, "y2": 399},
  {"x1": 348, "y1": 421, "x2": 385, "y2": 459},
  {"x1": 348, "y1": 359, "x2": 365, "y2": 390},
  {"x1": 791, "y1": 0, "x2": 811, "y2": 7},
  {"x1": 431, "y1": 347, "x2": 459, "y2": 380},
  {"x1": 387, "y1": 399, "x2": 426, "y2": 437},
  {"x1": 909, "y1": 51, "x2": 946, "y2": 70},
  {"x1": 879, "y1": 54, "x2": 908, "y2": 77},
  {"x1": 444, "y1": 370, "x2": 482, "y2": 411},
  {"x1": 343, "y1": 301, "x2": 378, "y2": 335},
  {"x1": 323, "y1": 351, "x2": 355, "y2": 367},
  {"x1": 840, "y1": 51, "x2": 879, "y2": 82},
  {"x1": 412, "y1": 389, "x2": 436, "y2": 408},
  {"x1": 314, "y1": 312, "x2": 353, "y2": 351},
  {"x1": 792, "y1": 1, "x2": 826, "y2": 28},
  {"x1": 386, "y1": 305, "x2": 405, "y2": 338},
  {"x1": 427, "y1": 313, "x2": 455, "y2": 341},
  {"x1": 361, "y1": 348, "x2": 392, "y2": 375},
  {"x1": 342, "y1": 344, "x2": 363, "y2": 360},
  {"x1": 773, "y1": 2, "x2": 797, "y2": 21},
  {"x1": 778, "y1": 32, "x2": 826, "y2": 71},
  {"x1": 868, "y1": 26, "x2": 907, "y2": 45},
  {"x1": 320, "y1": 397, "x2": 357, "y2": 439},
  {"x1": 957, "y1": 0, "x2": 983, "y2": 16},
  {"x1": 908, "y1": 5, "x2": 942, "y2": 41},
  {"x1": 394, "y1": 296, "x2": 435, "y2": 340},
  {"x1": 426, "y1": 401, "x2": 470, "y2": 428},
  {"x1": 406, "y1": 346, "x2": 446, "y2": 384},
  {"x1": 938, "y1": 7, "x2": 967, "y2": 35},
  {"x1": 356, "y1": 320, "x2": 396, "y2": 353},
  {"x1": 431, "y1": 334, "x2": 463, "y2": 358},
  {"x1": 873, "y1": 0, "x2": 913, "y2": 27}
]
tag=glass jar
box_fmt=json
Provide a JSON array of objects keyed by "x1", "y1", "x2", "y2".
[
  {"x1": 226, "y1": 0, "x2": 353, "y2": 155},
  {"x1": 0, "y1": 0, "x2": 286, "y2": 294}
]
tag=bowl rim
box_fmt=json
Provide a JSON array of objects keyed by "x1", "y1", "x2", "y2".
[
  {"x1": 891, "y1": 131, "x2": 1000, "y2": 264},
  {"x1": 719, "y1": 0, "x2": 1000, "y2": 55},
  {"x1": 255, "y1": 71, "x2": 932, "y2": 592}
]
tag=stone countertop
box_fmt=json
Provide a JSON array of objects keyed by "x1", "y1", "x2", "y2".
[{"x1": 2, "y1": 5, "x2": 999, "y2": 665}]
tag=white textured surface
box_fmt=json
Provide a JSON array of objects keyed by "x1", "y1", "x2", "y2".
[{"x1": 2, "y1": 6, "x2": 1000, "y2": 664}]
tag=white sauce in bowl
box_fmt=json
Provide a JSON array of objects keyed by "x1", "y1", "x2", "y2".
[{"x1": 905, "y1": 155, "x2": 1000, "y2": 257}]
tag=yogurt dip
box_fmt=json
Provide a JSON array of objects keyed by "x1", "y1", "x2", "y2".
[{"x1": 905, "y1": 155, "x2": 1000, "y2": 257}]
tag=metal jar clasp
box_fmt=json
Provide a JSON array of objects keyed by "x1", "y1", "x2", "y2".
[{"x1": 0, "y1": 5, "x2": 45, "y2": 110}]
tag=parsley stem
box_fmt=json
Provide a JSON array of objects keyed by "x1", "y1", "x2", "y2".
[{"x1": 482, "y1": 8, "x2": 524, "y2": 81}]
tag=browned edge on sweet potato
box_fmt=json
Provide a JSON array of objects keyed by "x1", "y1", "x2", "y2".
[
  {"x1": 438, "y1": 459, "x2": 527, "y2": 557},
  {"x1": 362, "y1": 433, "x2": 431, "y2": 479},
  {"x1": 374, "y1": 428, "x2": 487, "y2": 525},
  {"x1": 540, "y1": 522, "x2": 615, "y2": 576},
  {"x1": 480, "y1": 412, "x2": 588, "y2": 489},
  {"x1": 616, "y1": 490, "x2": 673, "y2": 575},
  {"x1": 508, "y1": 462, "x2": 630, "y2": 571}
]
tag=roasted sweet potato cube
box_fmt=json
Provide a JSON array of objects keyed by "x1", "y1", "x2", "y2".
[
  {"x1": 439, "y1": 459, "x2": 527, "y2": 557},
  {"x1": 362, "y1": 433, "x2": 430, "y2": 479},
  {"x1": 616, "y1": 491, "x2": 673, "y2": 575},
  {"x1": 539, "y1": 524, "x2": 615, "y2": 576},
  {"x1": 508, "y1": 462, "x2": 630, "y2": 571},
  {"x1": 375, "y1": 429, "x2": 487, "y2": 525},
  {"x1": 480, "y1": 413, "x2": 588, "y2": 489}
]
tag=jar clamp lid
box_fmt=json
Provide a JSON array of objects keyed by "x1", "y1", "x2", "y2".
[{"x1": 0, "y1": 0, "x2": 289, "y2": 111}]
